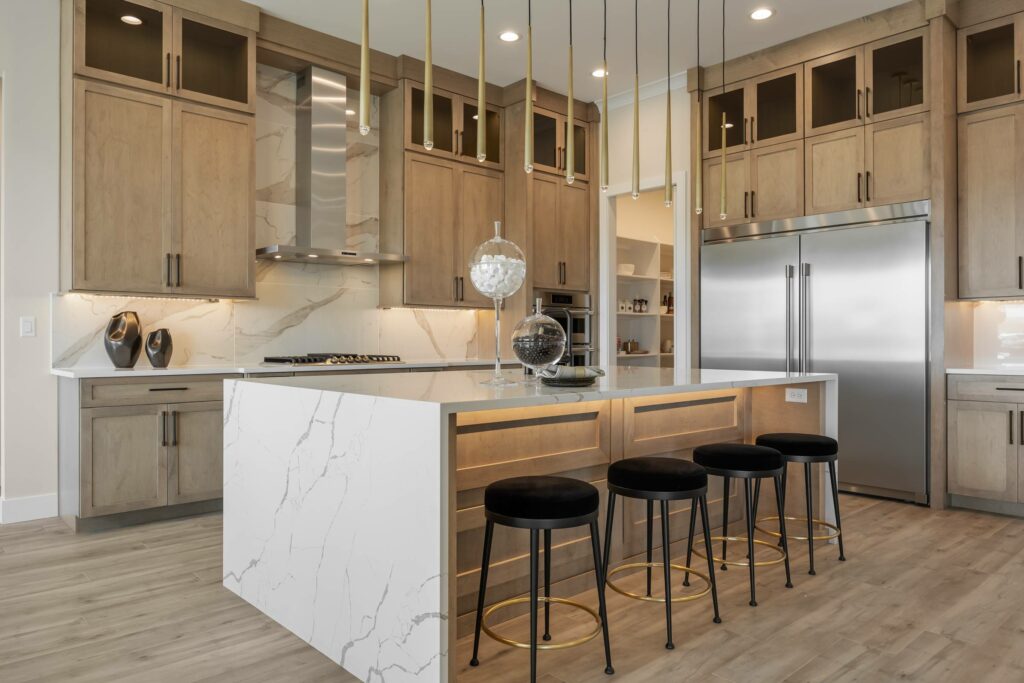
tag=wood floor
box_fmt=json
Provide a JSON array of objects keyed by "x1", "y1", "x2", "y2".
[{"x1": 1, "y1": 495, "x2": 1022, "y2": 682}]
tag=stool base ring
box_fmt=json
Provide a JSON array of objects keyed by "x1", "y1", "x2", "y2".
[
  {"x1": 690, "y1": 536, "x2": 787, "y2": 567},
  {"x1": 755, "y1": 515, "x2": 840, "y2": 542},
  {"x1": 481, "y1": 596, "x2": 601, "y2": 651},
  {"x1": 605, "y1": 562, "x2": 712, "y2": 603}
]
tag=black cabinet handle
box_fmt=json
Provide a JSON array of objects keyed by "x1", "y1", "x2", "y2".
[
  {"x1": 175, "y1": 254, "x2": 182, "y2": 287},
  {"x1": 865, "y1": 171, "x2": 871, "y2": 203},
  {"x1": 460, "y1": 276, "x2": 465, "y2": 301},
  {"x1": 171, "y1": 411, "x2": 179, "y2": 446},
  {"x1": 866, "y1": 86, "x2": 872, "y2": 117},
  {"x1": 857, "y1": 172, "x2": 862, "y2": 203},
  {"x1": 149, "y1": 387, "x2": 189, "y2": 392},
  {"x1": 744, "y1": 191, "x2": 749, "y2": 218},
  {"x1": 160, "y1": 411, "x2": 167, "y2": 447},
  {"x1": 751, "y1": 190, "x2": 757, "y2": 218},
  {"x1": 165, "y1": 253, "x2": 172, "y2": 287},
  {"x1": 856, "y1": 89, "x2": 862, "y2": 119},
  {"x1": 743, "y1": 118, "x2": 748, "y2": 145},
  {"x1": 458, "y1": 130, "x2": 464, "y2": 156},
  {"x1": 176, "y1": 55, "x2": 181, "y2": 90},
  {"x1": 1010, "y1": 409, "x2": 1015, "y2": 445},
  {"x1": 1018, "y1": 256, "x2": 1022, "y2": 290},
  {"x1": 1018, "y1": 60, "x2": 1021, "y2": 94},
  {"x1": 750, "y1": 116, "x2": 755, "y2": 143},
  {"x1": 166, "y1": 53, "x2": 171, "y2": 87}
]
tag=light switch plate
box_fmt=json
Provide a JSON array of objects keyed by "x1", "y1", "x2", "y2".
[
  {"x1": 19, "y1": 316, "x2": 36, "y2": 337},
  {"x1": 785, "y1": 387, "x2": 807, "y2": 403}
]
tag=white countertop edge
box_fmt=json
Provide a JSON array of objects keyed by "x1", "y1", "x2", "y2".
[
  {"x1": 947, "y1": 368, "x2": 1024, "y2": 376},
  {"x1": 50, "y1": 359, "x2": 504, "y2": 379}
]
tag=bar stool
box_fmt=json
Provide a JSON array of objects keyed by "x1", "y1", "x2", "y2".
[
  {"x1": 601, "y1": 457, "x2": 721, "y2": 650},
  {"x1": 469, "y1": 475, "x2": 614, "y2": 682},
  {"x1": 690, "y1": 443, "x2": 793, "y2": 606},
  {"x1": 753, "y1": 433, "x2": 846, "y2": 575}
]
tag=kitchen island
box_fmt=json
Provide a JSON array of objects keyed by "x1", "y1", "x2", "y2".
[{"x1": 222, "y1": 367, "x2": 837, "y2": 681}]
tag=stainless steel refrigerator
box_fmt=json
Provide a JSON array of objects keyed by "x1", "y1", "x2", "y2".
[{"x1": 700, "y1": 203, "x2": 929, "y2": 504}]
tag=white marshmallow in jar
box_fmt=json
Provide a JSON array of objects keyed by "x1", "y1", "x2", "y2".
[{"x1": 468, "y1": 221, "x2": 526, "y2": 300}]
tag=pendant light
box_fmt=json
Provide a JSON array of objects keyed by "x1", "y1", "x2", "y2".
[
  {"x1": 524, "y1": 0, "x2": 534, "y2": 173},
  {"x1": 631, "y1": 0, "x2": 640, "y2": 200},
  {"x1": 477, "y1": 0, "x2": 487, "y2": 161},
  {"x1": 359, "y1": 0, "x2": 370, "y2": 135},
  {"x1": 423, "y1": 0, "x2": 434, "y2": 149},
  {"x1": 664, "y1": 0, "x2": 672, "y2": 207},
  {"x1": 566, "y1": 0, "x2": 575, "y2": 184},
  {"x1": 719, "y1": 0, "x2": 728, "y2": 219},
  {"x1": 695, "y1": 0, "x2": 703, "y2": 215},
  {"x1": 599, "y1": 0, "x2": 609, "y2": 192}
]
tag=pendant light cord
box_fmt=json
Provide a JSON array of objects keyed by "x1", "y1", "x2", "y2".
[
  {"x1": 569, "y1": 0, "x2": 573, "y2": 46},
  {"x1": 603, "y1": 0, "x2": 606, "y2": 62},
  {"x1": 634, "y1": 0, "x2": 639, "y2": 77},
  {"x1": 721, "y1": 0, "x2": 726, "y2": 86},
  {"x1": 666, "y1": 0, "x2": 670, "y2": 83}
]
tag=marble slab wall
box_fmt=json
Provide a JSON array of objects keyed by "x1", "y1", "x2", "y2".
[{"x1": 973, "y1": 302, "x2": 1024, "y2": 368}]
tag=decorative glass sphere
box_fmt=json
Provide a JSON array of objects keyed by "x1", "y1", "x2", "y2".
[
  {"x1": 469, "y1": 222, "x2": 526, "y2": 300},
  {"x1": 512, "y1": 311, "x2": 566, "y2": 377}
]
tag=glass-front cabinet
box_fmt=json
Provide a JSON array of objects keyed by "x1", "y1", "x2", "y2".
[
  {"x1": 958, "y1": 15, "x2": 1024, "y2": 113},
  {"x1": 805, "y1": 47, "x2": 864, "y2": 135},
  {"x1": 529, "y1": 108, "x2": 589, "y2": 181},
  {"x1": 703, "y1": 86, "x2": 747, "y2": 156},
  {"x1": 703, "y1": 65, "x2": 803, "y2": 156},
  {"x1": 405, "y1": 82, "x2": 503, "y2": 169}
]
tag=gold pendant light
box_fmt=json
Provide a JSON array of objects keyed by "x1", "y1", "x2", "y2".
[
  {"x1": 359, "y1": 0, "x2": 370, "y2": 135},
  {"x1": 566, "y1": 0, "x2": 575, "y2": 184},
  {"x1": 477, "y1": 0, "x2": 487, "y2": 162},
  {"x1": 423, "y1": 0, "x2": 433, "y2": 150},
  {"x1": 664, "y1": 0, "x2": 672, "y2": 207},
  {"x1": 632, "y1": 0, "x2": 640, "y2": 199},
  {"x1": 719, "y1": 0, "x2": 728, "y2": 218},
  {"x1": 695, "y1": 0, "x2": 703, "y2": 215},
  {"x1": 599, "y1": 0, "x2": 609, "y2": 192},
  {"x1": 524, "y1": 0, "x2": 534, "y2": 173}
]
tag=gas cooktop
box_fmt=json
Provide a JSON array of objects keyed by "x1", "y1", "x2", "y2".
[{"x1": 263, "y1": 353, "x2": 403, "y2": 366}]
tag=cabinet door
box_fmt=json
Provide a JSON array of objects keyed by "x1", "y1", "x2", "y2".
[
  {"x1": 865, "y1": 114, "x2": 929, "y2": 207},
  {"x1": 703, "y1": 84, "x2": 749, "y2": 157},
  {"x1": 959, "y1": 104, "x2": 1024, "y2": 299},
  {"x1": 407, "y1": 82, "x2": 457, "y2": 157},
  {"x1": 173, "y1": 102, "x2": 254, "y2": 298},
  {"x1": 74, "y1": 0, "x2": 173, "y2": 95},
  {"x1": 531, "y1": 110, "x2": 562, "y2": 175},
  {"x1": 865, "y1": 28, "x2": 928, "y2": 123},
  {"x1": 404, "y1": 153, "x2": 459, "y2": 305},
  {"x1": 702, "y1": 152, "x2": 750, "y2": 228},
  {"x1": 559, "y1": 182, "x2": 590, "y2": 291},
  {"x1": 172, "y1": 9, "x2": 255, "y2": 113},
  {"x1": 749, "y1": 141, "x2": 804, "y2": 222},
  {"x1": 805, "y1": 47, "x2": 865, "y2": 136},
  {"x1": 168, "y1": 401, "x2": 223, "y2": 504},
  {"x1": 958, "y1": 16, "x2": 1024, "y2": 114},
  {"x1": 532, "y1": 173, "x2": 563, "y2": 288},
  {"x1": 459, "y1": 100, "x2": 503, "y2": 170},
  {"x1": 457, "y1": 166, "x2": 505, "y2": 307},
  {"x1": 81, "y1": 405, "x2": 168, "y2": 517},
  {"x1": 805, "y1": 127, "x2": 865, "y2": 215},
  {"x1": 948, "y1": 401, "x2": 1018, "y2": 503},
  {"x1": 749, "y1": 66, "x2": 803, "y2": 148},
  {"x1": 73, "y1": 80, "x2": 173, "y2": 295},
  {"x1": 562, "y1": 119, "x2": 590, "y2": 182}
]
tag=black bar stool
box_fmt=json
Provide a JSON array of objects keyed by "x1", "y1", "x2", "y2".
[
  {"x1": 753, "y1": 433, "x2": 846, "y2": 575},
  {"x1": 470, "y1": 475, "x2": 614, "y2": 682},
  {"x1": 690, "y1": 443, "x2": 793, "y2": 606},
  {"x1": 601, "y1": 457, "x2": 721, "y2": 650}
]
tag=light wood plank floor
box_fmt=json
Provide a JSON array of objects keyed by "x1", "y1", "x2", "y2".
[{"x1": 1, "y1": 496, "x2": 1022, "y2": 682}]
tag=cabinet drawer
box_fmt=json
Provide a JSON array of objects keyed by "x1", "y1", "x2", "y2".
[
  {"x1": 81, "y1": 375, "x2": 238, "y2": 407},
  {"x1": 948, "y1": 375, "x2": 1024, "y2": 402}
]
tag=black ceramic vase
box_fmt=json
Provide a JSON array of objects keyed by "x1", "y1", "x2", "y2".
[
  {"x1": 145, "y1": 329, "x2": 174, "y2": 369},
  {"x1": 104, "y1": 311, "x2": 142, "y2": 369}
]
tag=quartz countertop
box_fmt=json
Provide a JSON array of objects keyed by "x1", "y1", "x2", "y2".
[
  {"x1": 947, "y1": 368, "x2": 1024, "y2": 376},
  {"x1": 50, "y1": 359, "x2": 504, "y2": 379}
]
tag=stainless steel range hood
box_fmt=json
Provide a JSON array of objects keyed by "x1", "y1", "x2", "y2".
[{"x1": 256, "y1": 66, "x2": 404, "y2": 266}]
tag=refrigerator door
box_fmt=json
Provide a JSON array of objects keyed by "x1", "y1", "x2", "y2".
[
  {"x1": 701, "y1": 236, "x2": 799, "y2": 371},
  {"x1": 800, "y1": 221, "x2": 928, "y2": 501}
]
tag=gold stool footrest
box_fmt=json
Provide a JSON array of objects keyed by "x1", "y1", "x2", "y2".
[
  {"x1": 754, "y1": 515, "x2": 841, "y2": 542},
  {"x1": 691, "y1": 536, "x2": 787, "y2": 567},
  {"x1": 605, "y1": 562, "x2": 712, "y2": 603},
  {"x1": 481, "y1": 596, "x2": 602, "y2": 651}
]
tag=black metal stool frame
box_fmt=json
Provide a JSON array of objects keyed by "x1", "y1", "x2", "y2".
[
  {"x1": 469, "y1": 508, "x2": 614, "y2": 681},
  {"x1": 601, "y1": 481, "x2": 722, "y2": 650},
  {"x1": 689, "y1": 465, "x2": 793, "y2": 607}
]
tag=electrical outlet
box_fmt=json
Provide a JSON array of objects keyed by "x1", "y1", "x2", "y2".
[
  {"x1": 19, "y1": 316, "x2": 36, "y2": 338},
  {"x1": 785, "y1": 387, "x2": 807, "y2": 404}
]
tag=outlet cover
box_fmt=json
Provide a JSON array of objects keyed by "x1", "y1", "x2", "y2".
[
  {"x1": 785, "y1": 387, "x2": 807, "y2": 404},
  {"x1": 19, "y1": 316, "x2": 36, "y2": 337}
]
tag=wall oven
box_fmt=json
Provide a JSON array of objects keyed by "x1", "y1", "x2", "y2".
[{"x1": 538, "y1": 290, "x2": 594, "y2": 366}]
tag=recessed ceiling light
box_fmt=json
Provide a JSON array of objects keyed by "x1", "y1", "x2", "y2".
[
  {"x1": 499, "y1": 30, "x2": 520, "y2": 42},
  {"x1": 120, "y1": 15, "x2": 143, "y2": 25},
  {"x1": 592, "y1": 68, "x2": 608, "y2": 78},
  {"x1": 750, "y1": 7, "x2": 774, "y2": 20}
]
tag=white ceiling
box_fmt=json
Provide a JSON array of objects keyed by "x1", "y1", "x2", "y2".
[{"x1": 251, "y1": 0, "x2": 909, "y2": 102}]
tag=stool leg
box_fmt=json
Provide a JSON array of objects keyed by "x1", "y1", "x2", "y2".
[
  {"x1": 828, "y1": 459, "x2": 847, "y2": 561},
  {"x1": 774, "y1": 474, "x2": 793, "y2": 589},
  {"x1": 470, "y1": 520, "x2": 494, "y2": 666},
  {"x1": 683, "y1": 499, "x2": 697, "y2": 587},
  {"x1": 529, "y1": 528, "x2": 539, "y2": 683},
  {"x1": 646, "y1": 500, "x2": 654, "y2": 596},
  {"x1": 720, "y1": 476, "x2": 731, "y2": 571},
  {"x1": 589, "y1": 520, "x2": 615, "y2": 675},
  {"x1": 660, "y1": 500, "x2": 675, "y2": 649},
  {"x1": 743, "y1": 479, "x2": 757, "y2": 607},
  {"x1": 602, "y1": 492, "x2": 616, "y2": 580},
  {"x1": 699, "y1": 495, "x2": 722, "y2": 624},
  {"x1": 753, "y1": 478, "x2": 761, "y2": 524},
  {"x1": 778, "y1": 464, "x2": 789, "y2": 547},
  {"x1": 805, "y1": 462, "x2": 816, "y2": 576},
  {"x1": 543, "y1": 529, "x2": 552, "y2": 641}
]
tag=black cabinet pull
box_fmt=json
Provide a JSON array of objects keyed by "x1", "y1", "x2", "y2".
[
  {"x1": 743, "y1": 118, "x2": 748, "y2": 145},
  {"x1": 857, "y1": 172, "x2": 862, "y2": 203},
  {"x1": 744, "y1": 191, "x2": 749, "y2": 218},
  {"x1": 171, "y1": 411, "x2": 179, "y2": 446},
  {"x1": 159, "y1": 411, "x2": 167, "y2": 447},
  {"x1": 1018, "y1": 256, "x2": 1022, "y2": 290},
  {"x1": 856, "y1": 89, "x2": 862, "y2": 119},
  {"x1": 165, "y1": 253, "x2": 172, "y2": 287},
  {"x1": 750, "y1": 116, "x2": 756, "y2": 143},
  {"x1": 458, "y1": 130, "x2": 464, "y2": 156},
  {"x1": 460, "y1": 276, "x2": 465, "y2": 301},
  {"x1": 1010, "y1": 410, "x2": 1015, "y2": 445},
  {"x1": 866, "y1": 86, "x2": 872, "y2": 117},
  {"x1": 176, "y1": 55, "x2": 181, "y2": 90},
  {"x1": 149, "y1": 387, "x2": 189, "y2": 392},
  {"x1": 175, "y1": 253, "x2": 182, "y2": 287},
  {"x1": 1018, "y1": 60, "x2": 1021, "y2": 94},
  {"x1": 166, "y1": 53, "x2": 171, "y2": 87},
  {"x1": 751, "y1": 190, "x2": 757, "y2": 218},
  {"x1": 865, "y1": 171, "x2": 871, "y2": 203}
]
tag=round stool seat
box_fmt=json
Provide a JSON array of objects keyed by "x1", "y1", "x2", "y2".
[
  {"x1": 608, "y1": 457, "x2": 707, "y2": 493},
  {"x1": 485, "y1": 476, "x2": 599, "y2": 521},
  {"x1": 756, "y1": 433, "x2": 838, "y2": 462},
  {"x1": 693, "y1": 443, "x2": 783, "y2": 474}
]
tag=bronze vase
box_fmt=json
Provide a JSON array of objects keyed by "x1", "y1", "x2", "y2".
[
  {"x1": 103, "y1": 311, "x2": 142, "y2": 369},
  {"x1": 145, "y1": 329, "x2": 173, "y2": 369}
]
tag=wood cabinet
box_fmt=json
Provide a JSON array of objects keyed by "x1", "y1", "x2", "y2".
[
  {"x1": 958, "y1": 15, "x2": 1024, "y2": 114},
  {"x1": 947, "y1": 400, "x2": 1019, "y2": 503},
  {"x1": 702, "y1": 141, "x2": 802, "y2": 227},
  {"x1": 530, "y1": 108, "x2": 589, "y2": 182},
  {"x1": 703, "y1": 66, "x2": 803, "y2": 157},
  {"x1": 806, "y1": 47, "x2": 865, "y2": 136},
  {"x1": 74, "y1": 0, "x2": 255, "y2": 112},
  {"x1": 72, "y1": 80, "x2": 254, "y2": 298},
  {"x1": 532, "y1": 174, "x2": 589, "y2": 290},
  {"x1": 805, "y1": 127, "x2": 865, "y2": 215},
  {"x1": 702, "y1": 153, "x2": 749, "y2": 228},
  {"x1": 958, "y1": 103, "x2": 1024, "y2": 299},
  {"x1": 168, "y1": 401, "x2": 224, "y2": 504},
  {"x1": 405, "y1": 81, "x2": 503, "y2": 169}
]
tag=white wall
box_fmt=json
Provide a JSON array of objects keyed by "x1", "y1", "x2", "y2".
[{"x1": 0, "y1": 0, "x2": 61, "y2": 521}]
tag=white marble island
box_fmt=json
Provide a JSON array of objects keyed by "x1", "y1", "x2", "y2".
[{"x1": 222, "y1": 367, "x2": 837, "y2": 682}]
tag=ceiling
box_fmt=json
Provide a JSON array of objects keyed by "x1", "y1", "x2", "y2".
[{"x1": 250, "y1": 0, "x2": 909, "y2": 102}]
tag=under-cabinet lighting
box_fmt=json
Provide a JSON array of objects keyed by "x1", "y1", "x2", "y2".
[
  {"x1": 345, "y1": 109, "x2": 355, "y2": 116},
  {"x1": 750, "y1": 8, "x2": 774, "y2": 21},
  {"x1": 274, "y1": 254, "x2": 283, "y2": 259},
  {"x1": 363, "y1": 258, "x2": 374, "y2": 263},
  {"x1": 499, "y1": 30, "x2": 520, "y2": 42},
  {"x1": 307, "y1": 254, "x2": 319, "y2": 259},
  {"x1": 120, "y1": 15, "x2": 143, "y2": 25}
]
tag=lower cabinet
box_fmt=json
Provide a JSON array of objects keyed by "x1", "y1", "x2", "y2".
[{"x1": 168, "y1": 401, "x2": 225, "y2": 504}]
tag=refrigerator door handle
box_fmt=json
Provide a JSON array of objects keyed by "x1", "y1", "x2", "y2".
[
  {"x1": 785, "y1": 265, "x2": 795, "y2": 374},
  {"x1": 800, "y1": 263, "x2": 811, "y2": 373}
]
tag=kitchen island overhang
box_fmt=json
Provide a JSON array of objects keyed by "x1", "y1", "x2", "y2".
[{"x1": 222, "y1": 367, "x2": 838, "y2": 682}]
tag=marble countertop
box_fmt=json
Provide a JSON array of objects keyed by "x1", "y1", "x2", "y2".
[
  {"x1": 237, "y1": 366, "x2": 838, "y2": 413},
  {"x1": 50, "y1": 359, "x2": 503, "y2": 379},
  {"x1": 947, "y1": 368, "x2": 1024, "y2": 376}
]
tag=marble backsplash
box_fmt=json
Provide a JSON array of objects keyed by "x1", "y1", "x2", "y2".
[{"x1": 972, "y1": 301, "x2": 1024, "y2": 368}]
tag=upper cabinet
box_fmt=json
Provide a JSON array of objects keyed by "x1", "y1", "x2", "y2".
[
  {"x1": 530, "y1": 108, "x2": 589, "y2": 182},
  {"x1": 73, "y1": 0, "x2": 255, "y2": 113},
  {"x1": 703, "y1": 84, "x2": 748, "y2": 156},
  {"x1": 703, "y1": 66, "x2": 803, "y2": 157},
  {"x1": 405, "y1": 81, "x2": 503, "y2": 169},
  {"x1": 702, "y1": 141, "x2": 803, "y2": 228},
  {"x1": 958, "y1": 16, "x2": 1024, "y2": 114},
  {"x1": 806, "y1": 47, "x2": 864, "y2": 136}
]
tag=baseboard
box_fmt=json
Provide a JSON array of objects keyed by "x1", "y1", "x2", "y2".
[{"x1": 0, "y1": 493, "x2": 59, "y2": 524}]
